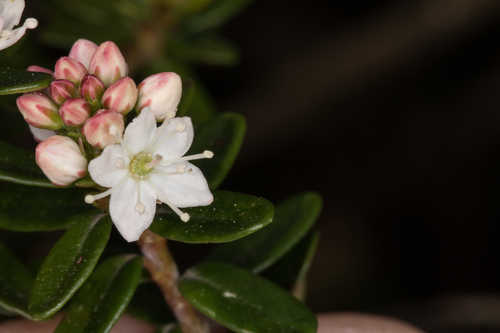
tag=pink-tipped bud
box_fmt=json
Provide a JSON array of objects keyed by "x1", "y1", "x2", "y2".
[
  {"x1": 83, "y1": 109, "x2": 124, "y2": 149},
  {"x1": 69, "y1": 39, "x2": 98, "y2": 69},
  {"x1": 27, "y1": 65, "x2": 54, "y2": 76},
  {"x1": 16, "y1": 93, "x2": 62, "y2": 130},
  {"x1": 36, "y1": 136, "x2": 87, "y2": 186},
  {"x1": 54, "y1": 57, "x2": 88, "y2": 84},
  {"x1": 59, "y1": 98, "x2": 91, "y2": 126},
  {"x1": 137, "y1": 72, "x2": 182, "y2": 121},
  {"x1": 50, "y1": 80, "x2": 76, "y2": 105},
  {"x1": 81, "y1": 75, "x2": 105, "y2": 105},
  {"x1": 89, "y1": 41, "x2": 128, "y2": 87},
  {"x1": 101, "y1": 77, "x2": 138, "y2": 115}
]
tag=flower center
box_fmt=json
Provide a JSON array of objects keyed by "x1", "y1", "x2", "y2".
[{"x1": 129, "y1": 152, "x2": 161, "y2": 179}]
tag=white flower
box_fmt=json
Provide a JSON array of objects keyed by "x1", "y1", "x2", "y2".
[
  {"x1": 85, "y1": 109, "x2": 214, "y2": 242},
  {"x1": 0, "y1": 0, "x2": 38, "y2": 51}
]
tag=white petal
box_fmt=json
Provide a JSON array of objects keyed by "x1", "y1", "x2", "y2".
[
  {"x1": 150, "y1": 162, "x2": 213, "y2": 208},
  {"x1": 29, "y1": 125, "x2": 55, "y2": 142},
  {"x1": 109, "y1": 178, "x2": 157, "y2": 242},
  {"x1": 0, "y1": 0, "x2": 24, "y2": 30},
  {"x1": 88, "y1": 144, "x2": 128, "y2": 188},
  {"x1": 123, "y1": 108, "x2": 157, "y2": 155},
  {"x1": 0, "y1": 18, "x2": 37, "y2": 51},
  {"x1": 151, "y1": 117, "x2": 194, "y2": 160}
]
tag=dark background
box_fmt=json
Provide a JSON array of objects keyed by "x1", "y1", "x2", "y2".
[{"x1": 202, "y1": 0, "x2": 500, "y2": 331}]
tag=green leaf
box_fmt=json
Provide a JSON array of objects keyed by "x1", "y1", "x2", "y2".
[
  {"x1": 150, "y1": 191, "x2": 274, "y2": 243},
  {"x1": 209, "y1": 192, "x2": 322, "y2": 272},
  {"x1": 0, "y1": 67, "x2": 52, "y2": 95},
  {"x1": 0, "y1": 183, "x2": 97, "y2": 231},
  {"x1": 0, "y1": 141, "x2": 55, "y2": 188},
  {"x1": 29, "y1": 215, "x2": 112, "y2": 320},
  {"x1": 0, "y1": 242, "x2": 34, "y2": 318},
  {"x1": 171, "y1": 35, "x2": 239, "y2": 66},
  {"x1": 127, "y1": 283, "x2": 174, "y2": 325},
  {"x1": 55, "y1": 255, "x2": 143, "y2": 333},
  {"x1": 264, "y1": 232, "x2": 319, "y2": 300},
  {"x1": 189, "y1": 113, "x2": 246, "y2": 189},
  {"x1": 184, "y1": 0, "x2": 253, "y2": 33},
  {"x1": 179, "y1": 262, "x2": 317, "y2": 333}
]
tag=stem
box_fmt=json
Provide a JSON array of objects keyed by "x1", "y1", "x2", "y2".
[{"x1": 138, "y1": 230, "x2": 209, "y2": 333}]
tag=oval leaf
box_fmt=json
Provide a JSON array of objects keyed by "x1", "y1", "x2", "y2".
[
  {"x1": 54, "y1": 255, "x2": 143, "y2": 333},
  {"x1": 0, "y1": 183, "x2": 97, "y2": 231},
  {"x1": 150, "y1": 191, "x2": 274, "y2": 244},
  {"x1": 0, "y1": 67, "x2": 52, "y2": 95},
  {"x1": 179, "y1": 262, "x2": 317, "y2": 333},
  {"x1": 0, "y1": 141, "x2": 54, "y2": 188},
  {"x1": 209, "y1": 192, "x2": 322, "y2": 272},
  {"x1": 189, "y1": 113, "x2": 246, "y2": 189},
  {"x1": 29, "y1": 215, "x2": 112, "y2": 319},
  {"x1": 0, "y1": 242, "x2": 33, "y2": 318}
]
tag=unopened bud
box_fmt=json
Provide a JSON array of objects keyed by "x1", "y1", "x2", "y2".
[
  {"x1": 83, "y1": 109, "x2": 124, "y2": 149},
  {"x1": 80, "y1": 75, "x2": 105, "y2": 105},
  {"x1": 50, "y1": 80, "x2": 76, "y2": 105},
  {"x1": 137, "y1": 72, "x2": 182, "y2": 121},
  {"x1": 59, "y1": 98, "x2": 91, "y2": 126},
  {"x1": 68, "y1": 39, "x2": 98, "y2": 69},
  {"x1": 101, "y1": 77, "x2": 137, "y2": 115},
  {"x1": 54, "y1": 56, "x2": 87, "y2": 84},
  {"x1": 36, "y1": 136, "x2": 87, "y2": 186},
  {"x1": 29, "y1": 125, "x2": 55, "y2": 142},
  {"x1": 89, "y1": 41, "x2": 128, "y2": 87},
  {"x1": 16, "y1": 93, "x2": 62, "y2": 130},
  {"x1": 27, "y1": 65, "x2": 53, "y2": 76}
]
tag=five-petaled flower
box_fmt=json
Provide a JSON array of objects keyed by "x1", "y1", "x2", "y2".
[
  {"x1": 85, "y1": 109, "x2": 214, "y2": 242},
  {"x1": 0, "y1": 0, "x2": 38, "y2": 51}
]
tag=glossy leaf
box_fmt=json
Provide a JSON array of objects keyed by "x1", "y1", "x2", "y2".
[
  {"x1": 179, "y1": 262, "x2": 317, "y2": 333},
  {"x1": 264, "y1": 232, "x2": 319, "y2": 300},
  {"x1": 55, "y1": 255, "x2": 143, "y2": 333},
  {"x1": 127, "y1": 283, "x2": 174, "y2": 325},
  {"x1": 189, "y1": 113, "x2": 246, "y2": 189},
  {"x1": 150, "y1": 191, "x2": 273, "y2": 243},
  {"x1": 0, "y1": 141, "x2": 55, "y2": 188},
  {"x1": 0, "y1": 183, "x2": 97, "y2": 231},
  {"x1": 209, "y1": 192, "x2": 322, "y2": 272},
  {"x1": 29, "y1": 215, "x2": 112, "y2": 319},
  {"x1": 0, "y1": 242, "x2": 33, "y2": 318},
  {"x1": 185, "y1": 0, "x2": 253, "y2": 33},
  {"x1": 0, "y1": 67, "x2": 52, "y2": 95}
]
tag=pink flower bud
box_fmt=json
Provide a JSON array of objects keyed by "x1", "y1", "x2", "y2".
[
  {"x1": 80, "y1": 75, "x2": 105, "y2": 105},
  {"x1": 54, "y1": 57, "x2": 87, "y2": 84},
  {"x1": 83, "y1": 110, "x2": 124, "y2": 149},
  {"x1": 49, "y1": 80, "x2": 76, "y2": 105},
  {"x1": 29, "y1": 125, "x2": 55, "y2": 142},
  {"x1": 27, "y1": 65, "x2": 54, "y2": 76},
  {"x1": 36, "y1": 136, "x2": 87, "y2": 186},
  {"x1": 69, "y1": 39, "x2": 98, "y2": 69},
  {"x1": 137, "y1": 72, "x2": 182, "y2": 121},
  {"x1": 101, "y1": 77, "x2": 138, "y2": 115},
  {"x1": 59, "y1": 98, "x2": 91, "y2": 126},
  {"x1": 89, "y1": 41, "x2": 128, "y2": 87},
  {"x1": 16, "y1": 93, "x2": 62, "y2": 130}
]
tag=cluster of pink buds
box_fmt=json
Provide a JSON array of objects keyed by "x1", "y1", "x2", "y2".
[{"x1": 17, "y1": 39, "x2": 183, "y2": 186}]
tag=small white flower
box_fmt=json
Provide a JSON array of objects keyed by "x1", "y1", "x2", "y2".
[
  {"x1": 85, "y1": 109, "x2": 214, "y2": 242},
  {"x1": 0, "y1": 0, "x2": 38, "y2": 51}
]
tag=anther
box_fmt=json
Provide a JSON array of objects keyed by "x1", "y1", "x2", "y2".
[
  {"x1": 181, "y1": 213, "x2": 190, "y2": 222},
  {"x1": 204, "y1": 150, "x2": 214, "y2": 158},
  {"x1": 85, "y1": 194, "x2": 95, "y2": 204}
]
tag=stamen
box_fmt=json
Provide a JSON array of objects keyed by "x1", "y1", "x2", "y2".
[
  {"x1": 145, "y1": 154, "x2": 163, "y2": 170},
  {"x1": 162, "y1": 197, "x2": 190, "y2": 223},
  {"x1": 180, "y1": 150, "x2": 214, "y2": 162},
  {"x1": 84, "y1": 188, "x2": 113, "y2": 204}
]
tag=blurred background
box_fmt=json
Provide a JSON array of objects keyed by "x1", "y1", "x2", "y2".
[{"x1": 4, "y1": 0, "x2": 500, "y2": 331}]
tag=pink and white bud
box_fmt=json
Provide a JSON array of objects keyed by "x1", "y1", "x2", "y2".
[
  {"x1": 137, "y1": 72, "x2": 182, "y2": 121},
  {"x1": 69, "y1": 39, "x2": 98, "y2": 69},
  {"x1": 59, "y1": 98, "x2": 91, "y2": 126},
  {"x1": 35, "y1": 136, "x2": 87, "y2": 186},
  {"x1": 29, "y1": 125, "x2": 55, "y2": 142},
  {"x1": 54, "y1": 57, "x2": 87, "y2": 84},
  {"x1": 81, "y1": 75, "x2": 105, "y2": 105},
  {"x1": 50, "y1": 80, "x2": 76, "y2": 105},
  {"x1": 27, "y1": 65, "x2": 53, "y2": 76},
  {"x1": 89, "y1": 41, "x2": 128, "y2": 87},
  {"x1": 101, "y1": 77, "x2": 137, "y2": 115},
  {"x1": 16, "y1": 93, "x2": 62, "y2": 130},
  {"x1": 83, "y1": 109, "x2": 124, "y2": 149}
]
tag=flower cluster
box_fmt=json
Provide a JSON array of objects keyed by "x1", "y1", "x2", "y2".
[
  {"x1": 0, "y1": 0, "x2": 38, "y2": 51},
  {"x1": 17, "y1": 39, "x2": 213, "y2": 242}
]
